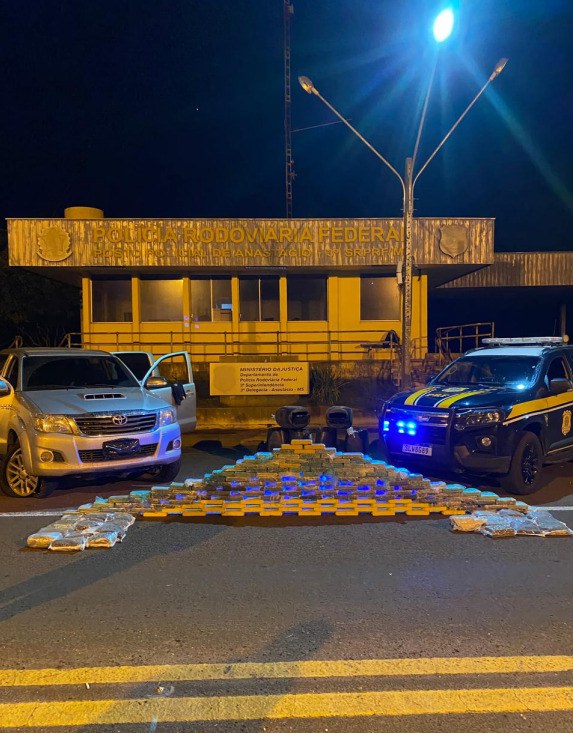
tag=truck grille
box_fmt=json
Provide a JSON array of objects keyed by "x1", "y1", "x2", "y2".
[
  {"x1": 73, "y1": 411, "x2": 157, "y2": 436},
  {"x1": 79, "y1": 443, "x2": 158, "y2": 463}
]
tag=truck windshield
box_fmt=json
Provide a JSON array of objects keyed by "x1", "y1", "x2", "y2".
[
  {"x1": 433, "y1": 356, "x2": 539, "y2": 388},
  {"x1": 114, "y1": 352, "x2": 152, "y2": 380},
  {"x1": 22, "y1": 355, "x2": 140, "y2": 391}
]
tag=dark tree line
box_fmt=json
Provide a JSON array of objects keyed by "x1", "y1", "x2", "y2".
[{"x1": 0, "y1": 229, "x2": 80, "y2": 347}]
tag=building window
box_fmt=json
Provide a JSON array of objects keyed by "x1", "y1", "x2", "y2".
[
  {"x1": 287, "y1": 277, "x2": 327, "y2": 321},
  {"x1": 140, "y1": 279, "x2": 183, "y2": 322},
  {"x1": 239, "y1": 278, "x2": 279, "y2": 321},
  {"x1": 360, "y1": 276, "x2": 400, "y2": 320},
  {"x1": 190, "y1": 278, "x2": 232, "y2": 322},
  {"x1": 92, "y1": 279, "x2": 132, "y2": 323}
]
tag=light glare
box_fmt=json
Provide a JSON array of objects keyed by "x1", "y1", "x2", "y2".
[{"x1": 433, "y1": 8, "x2": 454, "y2": 43}]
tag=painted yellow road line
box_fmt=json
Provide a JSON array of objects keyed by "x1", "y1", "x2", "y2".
[
  {"x1": 1, "y1": 686, "x2": 573, "y2": 727},
  {"x1": 1, "y1": 656, "x2": 572, "y2": 687}
]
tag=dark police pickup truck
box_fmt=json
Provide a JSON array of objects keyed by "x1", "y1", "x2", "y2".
[{"x1": 380, "y1": 338, "x2": 573, "y2": 494}]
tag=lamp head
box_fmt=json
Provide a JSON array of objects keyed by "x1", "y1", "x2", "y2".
[
  {"x1": 298, "y1": 75, "x2": 317, "y2": 95},
  {"x1": 432, "y1": 8, "x2": 455, "y2": 43},
  {"x1": 490, "y1": 58, "x2": 509, "y2": 79}
]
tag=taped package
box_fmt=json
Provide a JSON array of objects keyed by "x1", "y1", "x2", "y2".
[
  {"x1": 27, "y1": 531, "x2": 64, "y2": 548},
  {"x1": 451, "y1": 508, "x2": 573, "y2": 538},
  {"x1": 449, "y1": 515, "x2": 487, "y2": 532},
  {"x1": 26, "y1": 510, "x2": 135, "y2": 552},
  {"x1": 527, "y1": 510, "x2": 573, "y2": 537},
  {"x1": 49, "y1": 534, "x2": 87, "y2": 552},
  {"x1": 86, "y1": 530, "x2": 119, "y2": 548},
  {"x1": 480, "y1": 514, "x2": 516, "y2": 538}
]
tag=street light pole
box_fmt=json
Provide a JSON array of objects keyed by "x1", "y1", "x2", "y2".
[
  {"x1": 402, "y1": 157, "x2": 414, "y2": 388},
  {"x1": 298, "y1": 58, "x2": 507, "y2": 388}
]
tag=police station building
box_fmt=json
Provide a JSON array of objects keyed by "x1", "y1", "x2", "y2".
[{"x1": 7, "y1": 206, "x2": 571, "y2": 377}]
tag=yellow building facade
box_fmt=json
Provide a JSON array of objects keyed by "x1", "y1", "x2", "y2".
[{"x1": 7, "y1": 211, "x2": 494, "y2": 370}]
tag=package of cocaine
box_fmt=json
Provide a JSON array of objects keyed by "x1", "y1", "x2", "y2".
[
  {"x1": 451, "y1": 508, "x2": 573, "y2": 538},
  {"x1": 27, "y1": 511, "x2": 135, "y2": 551}
]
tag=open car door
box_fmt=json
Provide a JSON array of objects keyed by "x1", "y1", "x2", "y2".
[
  {"x1": 112, "y1": 351, "x2": 154, "y2": 381},
  {"x1": 141, "y1": 352, "x2": 197, "y2": 434}
]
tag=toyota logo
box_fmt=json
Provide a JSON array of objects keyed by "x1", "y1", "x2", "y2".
[{"x1": 112, "y1": 414, "x2": 128, "y2": 426}]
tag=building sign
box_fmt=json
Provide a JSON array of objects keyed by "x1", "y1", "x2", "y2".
[
  {"x1": 8, "y1": 217, "x2": 494, "y2": 269},
  {"x1": 210, "y1": 362, "x2": 309, "y2": 396}
]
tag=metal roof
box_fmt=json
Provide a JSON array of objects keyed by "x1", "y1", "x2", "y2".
[{"x1": 440, "y1": 252, "x2": 573, "y2": 288}]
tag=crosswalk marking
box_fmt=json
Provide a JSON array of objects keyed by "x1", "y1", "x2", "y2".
[
  {"x1": 1, "y1": 655, "x2": 572, "y2": 687},
  {"x1": 1, "y1": 686, "x2": 572, "y2": 727}
]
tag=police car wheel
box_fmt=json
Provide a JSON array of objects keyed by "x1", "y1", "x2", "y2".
[{"x1": 501, "y1": 432, "x2": 543, "y2": 495}]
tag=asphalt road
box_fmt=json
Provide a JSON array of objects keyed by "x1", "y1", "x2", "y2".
[{"x1": 0, "y1": 432, "x2": 572, "y2": 731}]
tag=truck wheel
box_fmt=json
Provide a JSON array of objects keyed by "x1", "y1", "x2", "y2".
[
  {"x1": 501, "y1": 432, "x2": 544, "y2": 495},
  {"x1": 0, "y1": 442, "x2": 55, "y2": 498},
  {"x1": 144, "y1": 458, "x2": 181, "y2": 484}
]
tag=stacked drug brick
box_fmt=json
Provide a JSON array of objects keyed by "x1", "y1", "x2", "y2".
[
  {"x1": 67, "y1": 440, "x2": 529, "y2": 519},
  {"x1": 26, "y1": 512, "x2": 135, "y2": 551},
  {"x1": 451, "y1": 508, "x2": 572, "y2": 538}
]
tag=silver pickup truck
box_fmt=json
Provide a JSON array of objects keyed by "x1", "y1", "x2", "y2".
[{"x1": 0, "y1": 348, "x2": 195, "y2": 498}]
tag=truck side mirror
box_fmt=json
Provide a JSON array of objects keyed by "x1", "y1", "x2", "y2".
[
  {"x1": 0, "y1": 379, "x2": 12, "y2": 398},
  {"x1": 549, "y1": 378, "x2": 571, "y2": 395},
  {"x1": 145, "y1": 376, "x2": 169, "y2": 389}
]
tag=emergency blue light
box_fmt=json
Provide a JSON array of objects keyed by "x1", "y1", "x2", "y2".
[{"x1": 383, "y1": 420, "x2": 390, "y2": 432}]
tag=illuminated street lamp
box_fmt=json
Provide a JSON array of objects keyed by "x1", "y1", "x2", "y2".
[
  {"x1": 299, "y1": 54, "x2": 508, "y2": 388},
  {"x1": 433, "y1": 8, "x2": 455, "y2": 43}
]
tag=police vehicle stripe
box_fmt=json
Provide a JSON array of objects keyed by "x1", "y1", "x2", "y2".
[
  {"x1": 503, "y1": 397, "x2": 573, "y2": 425},
  {"x1": 504, "y1": 392, "x2": 573, "y2": 423},
  {"x1": 403, "y1": 388, "x2": 435, "y2": 406},
  {"x1": 434, "y1": 389, "x2": 494, "y2": 408}
]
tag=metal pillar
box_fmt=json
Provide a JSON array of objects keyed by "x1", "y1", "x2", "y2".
[
  {"x1": 284, "y1": 1, "x2": 295, "y2": 218},
  {"x1": 401, "y1": 157, "x2": 414, "y2": 389}
]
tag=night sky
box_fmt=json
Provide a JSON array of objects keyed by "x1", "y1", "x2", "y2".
[{"x1": 1, "y1": 0, "x2": 572, "y2": 252}]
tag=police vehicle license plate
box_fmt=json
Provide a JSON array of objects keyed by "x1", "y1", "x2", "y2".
[{"x1": 402, "y1": 444, "x2": 432, "y2": 456}]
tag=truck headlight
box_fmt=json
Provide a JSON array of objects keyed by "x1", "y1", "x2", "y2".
[
  {"x1": 34, "y1": 415, "x2": 77, "y2": 434},
  {"x1": 454, "y1": 409, "x2": 503, "y2": 431},
  {"x1": 158, "y1": 408, "x2": 176, "y2": 426}
]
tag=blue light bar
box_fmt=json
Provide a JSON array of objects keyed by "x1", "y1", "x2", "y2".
[
  {"x1": 397, "y1": 420, "x2": 405, "y2": 428},
  {"x1": 407, "y1": 421, "x2": 416, "y2": 430},
  {"x1": 383, "y1": 420, "x2": 390, "y2": 432}
]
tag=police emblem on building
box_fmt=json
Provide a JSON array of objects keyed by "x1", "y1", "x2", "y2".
[
  {"x1": 37, "y1": 226, "x2": 72, "y2": 262},
  {"x1": 437, "y1": 224, "x2": 469, "y2": 259},
  {"x1": 562, "y1": 409, "x2": 572, "y2": 437}
]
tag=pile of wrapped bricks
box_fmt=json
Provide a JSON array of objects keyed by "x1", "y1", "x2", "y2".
[
  {"x1": 70, "y1": 440, "x2": 530, "y2": 519},
  {"x1": 27, "y1": 512, "x2": 135, "y2": 551},
  {"x1": 451, "y1": 509, "x2": 572, "y2": 538},
  {"x1": 26, "y1": 441, "x2": 571, "y2": 549}
]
